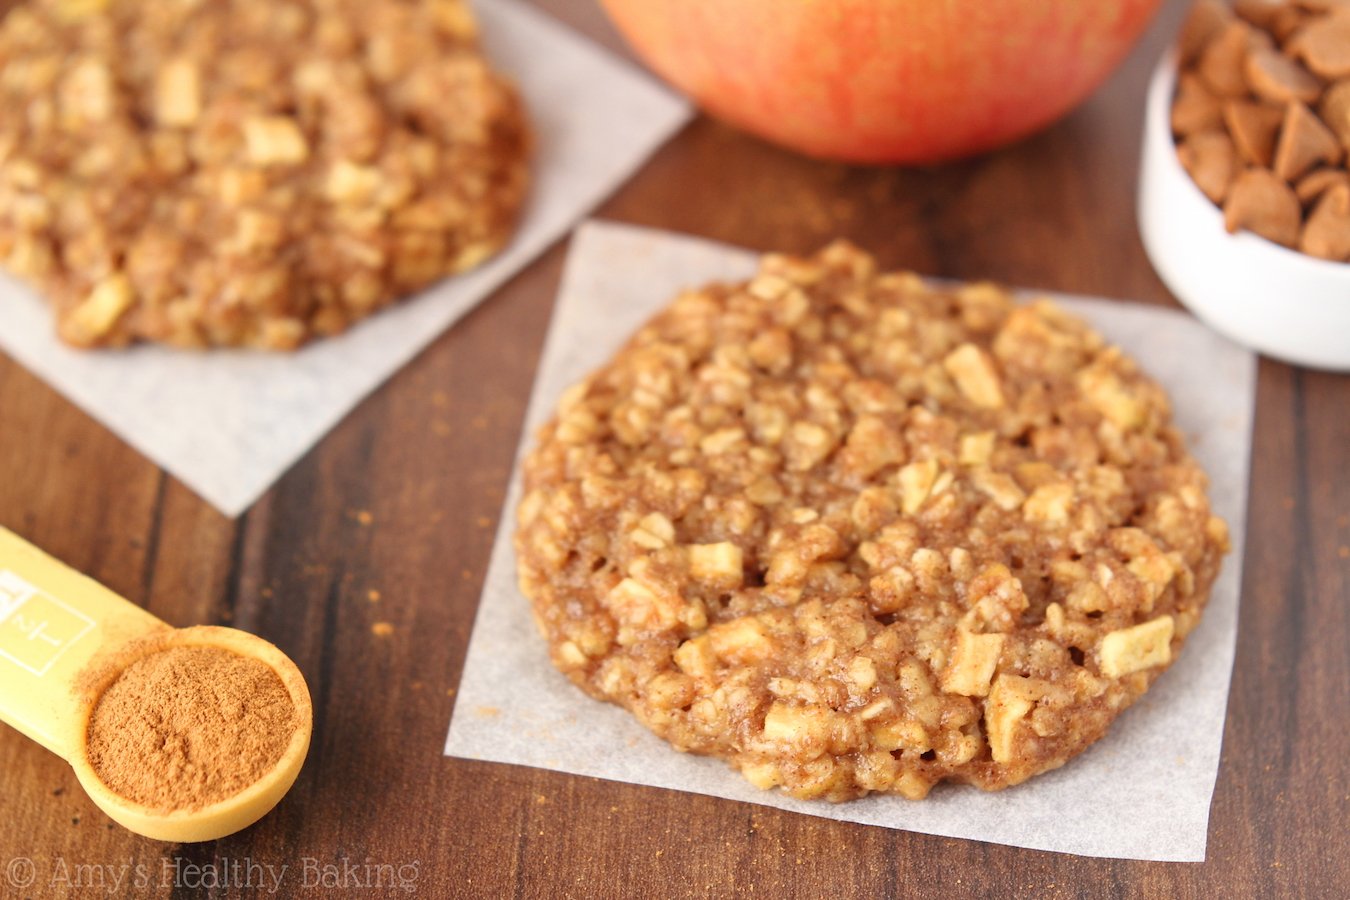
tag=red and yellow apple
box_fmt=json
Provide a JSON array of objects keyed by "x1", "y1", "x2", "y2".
[{"x1": 600, "y1": 0, "x2": 1165, "y2": 164}]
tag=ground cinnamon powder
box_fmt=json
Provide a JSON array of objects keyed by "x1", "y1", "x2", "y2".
[{"x1": 85, "y1": 645, "x2": 297, "y2": 812}]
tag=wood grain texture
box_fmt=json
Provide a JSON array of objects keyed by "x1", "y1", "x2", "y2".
[{"x1": 0, "y1": 0, "x2": 1345, "y2": 896}]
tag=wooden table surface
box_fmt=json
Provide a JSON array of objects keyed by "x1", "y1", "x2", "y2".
[{"x1": 2, "y1": 1, "x2": 1346, "y2": 897}]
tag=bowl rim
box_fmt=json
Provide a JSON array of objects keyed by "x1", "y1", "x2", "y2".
[{"x1": 1148, "y1": 49, "x2": 1350, "y2": 280}]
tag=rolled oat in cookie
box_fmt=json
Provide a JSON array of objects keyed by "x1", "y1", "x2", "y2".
[
  {"x1": 515, "y1": 243, "x2": 1229, "y2": 801},
  {"x1": 0, "y1": 0, "x2": 529, "y2": 349}
]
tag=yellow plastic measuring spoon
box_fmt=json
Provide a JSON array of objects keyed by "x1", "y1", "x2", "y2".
[{"x1": 0, "y1": 527, "x2": 312, "y2": 843}]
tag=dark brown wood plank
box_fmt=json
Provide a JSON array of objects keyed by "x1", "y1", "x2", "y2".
[{"x1": 0, "y1": 0, "x2": 1345, "y2": 897}]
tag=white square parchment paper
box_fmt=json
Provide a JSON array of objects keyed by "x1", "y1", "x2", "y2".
[
  {"x1": 446, "y1": 220, "x2": 1255, "y2": 861},
  {"x1": 0, "y1": 0, "x2": 690, "y2": 517}
]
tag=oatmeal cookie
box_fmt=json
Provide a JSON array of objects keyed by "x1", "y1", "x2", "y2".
[
  {"x1": 0, "y1": 0, "x2": 528, "y2": 348},
  {"x1": 515, "y1": 243, "x2": 1229, "y2": 801}
]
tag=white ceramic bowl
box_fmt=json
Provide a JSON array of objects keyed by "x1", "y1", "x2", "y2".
[{"x1": 1138, "y1": 52, "x2": 1350, "y2": 371}]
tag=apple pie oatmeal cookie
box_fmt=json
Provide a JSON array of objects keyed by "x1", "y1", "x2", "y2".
[
  {"x1": 515, "y1": 243, "x2": 1230, "y2": 801},
  {"x1": 0, "y1": 0, "x2": 528, "y2": 348}
]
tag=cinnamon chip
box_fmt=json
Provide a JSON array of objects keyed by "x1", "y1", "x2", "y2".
[
  {"x1": 1300, "y1": 182, "x2": 1350, "y2": 259},
  {"x1": 1269, "y1": 7, "x2": 1313, "y2": 42},
  {"x1": 1289, "y1": 14, "x2": 1350, "y2": 79},
  {"x1": 1181, "y1": 0, "x2": 1237, "y2": 63},
  {"x1": 1179, "y1": 131, "x2": 1241, "y2": 202},
  {"x1": 1295, "y1": 0, "x2": 1350, "y2": 13},
  {"x1": 1200, "y1": 21, "x2": 1263, "y2": 95},
  {"x1": 1235, "y1": 0, "x2": 1287, "y2": 27},
  {"x1": 1223, "y1": 100, "x2": 1287, "y2": 164},
  {"x1": 1295, "y1": 166, "x2": 1350, "y2": 202},
  {"x1": 1274, "y1": 101, "x2": 1345, "y2": 179},
  {"x1": 1172, "y1": 73, "x2": 1226, "y2": 135},
  {"x1": 1245, "y1": 46, "x2": 1323, "y2": 102},
  {"x1": 1319, "y1": 80, "x2": 1350, "y2": 148},
  {"x1": 1223, "y1": 167, "x2": 1304, "y2": 245}
]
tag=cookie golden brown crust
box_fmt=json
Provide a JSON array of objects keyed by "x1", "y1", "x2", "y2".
[
  {"x1": 0, "y1": 0, "x2": 529, "y2": 349},
  {"x1": 515, "y1": 243, "x2": 1229, "y2": 801}
]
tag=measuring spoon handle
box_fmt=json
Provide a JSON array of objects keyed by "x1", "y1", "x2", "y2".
[{"x1": 0, "y1": 528, "x2": 165, "y2": 760}]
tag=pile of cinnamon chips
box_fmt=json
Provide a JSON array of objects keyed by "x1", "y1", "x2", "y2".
[{"x1": 1175, "y1": 0, "x2": 1350, "y2": 261}]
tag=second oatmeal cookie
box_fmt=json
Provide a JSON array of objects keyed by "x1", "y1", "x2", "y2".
[{"x1": 0, "y1": 0, "x2": 529, "y2": 349}]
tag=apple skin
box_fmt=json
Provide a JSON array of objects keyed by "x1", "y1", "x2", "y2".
[{"x1": 599, "y1": 0, "x2": 1165, "y2": 164}]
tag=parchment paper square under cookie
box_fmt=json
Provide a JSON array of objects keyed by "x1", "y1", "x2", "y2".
[
  {"x1": 0, "y1": 0, "x2": 690, "y2": 517},
  {"x1": 445, "y1": 220, "x2": 1256, "y2": 861}
]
